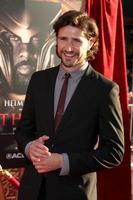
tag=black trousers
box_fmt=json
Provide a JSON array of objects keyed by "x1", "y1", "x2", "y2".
[{"x1": 37, "y1": 178, "x2": 46, "y2": 200}]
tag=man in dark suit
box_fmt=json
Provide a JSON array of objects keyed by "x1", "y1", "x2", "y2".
[{"x1": 15, "y1": 10, "x2": 124, "y2": 200}]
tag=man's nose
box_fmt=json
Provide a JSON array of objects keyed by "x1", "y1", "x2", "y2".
[
  {"x1": 65, "y1": 41, "x2": 73, "y2": 51},
  {"x1": 19, "y1": 43, "x2": 30, "y2": 59}
]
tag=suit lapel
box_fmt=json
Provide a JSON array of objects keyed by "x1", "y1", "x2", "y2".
[
  {"x1": 45, "y1": 67, "x2": 59, "y2": 137},
  {"x1": 55, "y1": 65, "x2": 97, "y2": 134}
]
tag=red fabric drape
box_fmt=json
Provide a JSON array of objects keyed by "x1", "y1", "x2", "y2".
[{"x1": 85, "y1": 0, "x2": 131, "y2": 200}]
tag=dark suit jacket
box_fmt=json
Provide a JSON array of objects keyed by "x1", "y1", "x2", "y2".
[{"x1": 15, "y1": 65, "x2": 124, "y2": 200}]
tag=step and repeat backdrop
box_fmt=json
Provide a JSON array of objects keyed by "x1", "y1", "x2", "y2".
[{"x1": 0, "y1": 0, "x2": 82, "y2": 199}]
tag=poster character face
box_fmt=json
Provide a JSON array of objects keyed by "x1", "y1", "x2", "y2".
[
  {"x1": 3, "y1": 30, "x2": 41, "y2": 94},
  {"x1": 0, "y1": 1, "x2": 62, "y2": 97}
]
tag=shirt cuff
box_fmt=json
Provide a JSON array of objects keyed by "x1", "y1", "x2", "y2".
[
  {"x1": 25, "y1": 142, "x2": 32, "y2": 159},
  {"x1": 60, "y1": 153, "x2": 70, "y2": 176}
]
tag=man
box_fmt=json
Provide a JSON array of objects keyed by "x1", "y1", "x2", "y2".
[{"x1": 15, "y1": 10, "x2": 124, "y2": 200}]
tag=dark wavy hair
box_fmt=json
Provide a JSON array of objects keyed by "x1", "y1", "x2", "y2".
[{"x1": 53, "y1": 10, "x2": 99, "y2": 61}]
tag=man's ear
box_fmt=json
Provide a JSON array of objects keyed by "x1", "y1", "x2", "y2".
[{"x1": 88, "y1": 37, "x2": 95, "y2": 50}]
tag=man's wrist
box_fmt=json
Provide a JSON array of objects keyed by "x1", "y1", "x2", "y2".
[
  {"x1": 25, "y1": 142, "x2": 32, "y2": 159},
  {"x1": 60, "y1": 153, "x2": 70, "y2": 175}
]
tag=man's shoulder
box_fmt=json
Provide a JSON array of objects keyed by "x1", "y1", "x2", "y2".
[
  {"x1": 91, "y1": 66, "x2": 117, "y2": 86},
  {"x1": 88, "y1": 66, "x2": 119, "y2": 92},
  {"x1": 32, "y1": 66, "x2": 59, "y2": 79}
]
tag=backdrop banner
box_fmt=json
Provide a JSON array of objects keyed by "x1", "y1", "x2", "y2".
[{"x1": 83, "y1": 0, "x2": 131, "y2": 199}]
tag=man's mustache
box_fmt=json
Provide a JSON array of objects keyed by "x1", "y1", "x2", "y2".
[{"x1": 14, "y1": 60, "x2": 36, "y2": 69}]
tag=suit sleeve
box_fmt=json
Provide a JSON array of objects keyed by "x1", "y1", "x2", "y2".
[
  {"x1": 15, "y1": 73, "x2": 37, "y2": 155},
  {"x1": 68, "y1": 83, "x2": 125, "y2": 176}
]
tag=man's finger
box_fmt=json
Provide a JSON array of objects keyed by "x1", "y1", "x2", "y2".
[{"x1": 38, "y1": 135, "x2": 50, "y2": 143}]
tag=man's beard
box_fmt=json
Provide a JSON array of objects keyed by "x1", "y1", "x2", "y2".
[
  {"x1": 12, "y1": 74, "x2": 31, "y2": 94},
  {"x1": 12, "y1": 60, "x2": 36, "y2": 94}
]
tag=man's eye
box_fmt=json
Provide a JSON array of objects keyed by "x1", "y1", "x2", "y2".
[
  {"x1": 10, "y1": 36, "x2": 20, "y2": 42},
  {"x1": 58, "y1": 37, "x2": 67, "y2": 41},
  {"x1": 73, "y1": 38, "x2": 82, "y2": 43},
  {"x1": 32, "y1": 37, "x2": 40, "y2": 42}
]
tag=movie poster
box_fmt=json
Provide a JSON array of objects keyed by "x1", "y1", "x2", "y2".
[{"x1": 0, "y1": 0, "x2": 82, "y2": 199}]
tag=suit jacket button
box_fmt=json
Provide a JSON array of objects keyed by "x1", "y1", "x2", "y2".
[{"x1": 51, "y1": 144, "x2": 54, "y2": 148}]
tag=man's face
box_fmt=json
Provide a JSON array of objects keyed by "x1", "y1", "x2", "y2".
[
  {"x1": 4, "y1": 29, "x2": 42, "y2": 94},
  {"x1": 56, "y1": 25, "x2": 92, "y2": 72}
]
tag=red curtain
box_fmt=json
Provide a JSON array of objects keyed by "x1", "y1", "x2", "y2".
[{"x1": 84, "y1": 0, "x2": 131, "y2": 200}]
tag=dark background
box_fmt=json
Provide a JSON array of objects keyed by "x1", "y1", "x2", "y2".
[
  {"x1": 123, "y1": 0, "x2": 133, "y2": 18},
  {"x1": 123, "y1": 0, "x2": 133, "y2": 92}
]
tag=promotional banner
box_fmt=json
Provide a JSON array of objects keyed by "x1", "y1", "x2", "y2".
[{"x1": 0, "y1": 0, "x2": 62, "y2": 168}]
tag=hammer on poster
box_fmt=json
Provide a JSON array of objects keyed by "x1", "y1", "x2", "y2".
[{"x1": 0, "y1": 165, "x2": 20, "y2": 189}]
